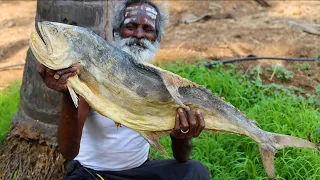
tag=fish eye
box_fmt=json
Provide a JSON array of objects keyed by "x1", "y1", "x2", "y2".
[{"x1": 50, "y1": 27, "x2": 58, "y2": 35}]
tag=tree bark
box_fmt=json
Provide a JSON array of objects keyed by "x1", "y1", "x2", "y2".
[{"x1": 0, "y1": 1, "x2": 110, "y2": 179}]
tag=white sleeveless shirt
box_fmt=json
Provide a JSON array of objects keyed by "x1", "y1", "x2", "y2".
[{"x1": 74, "y1": 110, "x2": 150, "y2": 171}]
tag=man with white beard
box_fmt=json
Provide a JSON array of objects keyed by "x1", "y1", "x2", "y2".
[
  {"x1": 38, "y1": 0, "x2": 210, "y2": 179},
  {"x1": 115, "y1": 37, "x2": 159, "y2": 62},
  {"x1": 114, "y1": 20, "x2": 160, "y2": 63},
  {"x1": 112, "y1": 0, "x2": 162, "y2": 62}
]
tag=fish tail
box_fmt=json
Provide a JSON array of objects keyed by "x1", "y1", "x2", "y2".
[{"x1": 258, "y1": 133, "x2": 319, "y2": 179}]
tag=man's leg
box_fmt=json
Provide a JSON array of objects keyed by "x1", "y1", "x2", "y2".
[
  {"x1": 97, "y1": 159, "x2": 210, "y2": 180},
  {"x1": 64, "y1": 160, "x2": 98, "y2": 180}
]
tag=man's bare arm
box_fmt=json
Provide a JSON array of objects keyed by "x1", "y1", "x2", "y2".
[
  {"x1": 58, "y1": 95, "x2": 89, "y2": 160},
  {"x1": 170, "y1": 107, "x2": 205, "y2": 162},
  {"x1": 38, "y1": 64, "x2": 89, "y2": 160}
]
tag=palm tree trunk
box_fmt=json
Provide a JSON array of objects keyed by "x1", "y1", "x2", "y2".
[{"x1": 0, "y1": 1, "x2": 111, "y2": 179}]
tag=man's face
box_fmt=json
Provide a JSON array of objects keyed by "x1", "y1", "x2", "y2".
[
  {"x1": 114, "y1": 3, "x2": 160, "y2": 62},
  {"x1": 121, "y1": 3, "x2": 157, "y2": 42}
]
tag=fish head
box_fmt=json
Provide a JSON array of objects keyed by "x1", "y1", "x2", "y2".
[{"x1": 30, "y1": 21, "x2": 81, "y2": 70}]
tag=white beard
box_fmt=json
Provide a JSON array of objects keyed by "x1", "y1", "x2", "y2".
[{"x1": 113, "y1": 34, "x2": 160, "y2": 62}]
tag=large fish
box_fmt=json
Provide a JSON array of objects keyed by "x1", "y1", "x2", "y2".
[{"x1": 30, "y1": 21, "x2": 319, "y2": 178}]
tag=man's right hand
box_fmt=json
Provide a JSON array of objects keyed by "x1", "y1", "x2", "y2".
[{"x1": 38, "y1": 64, "x2": 78, "y2": 94}]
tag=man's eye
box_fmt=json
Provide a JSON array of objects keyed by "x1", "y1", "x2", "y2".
[
  {"x1": 125, "y1": 25, "x2": 135, "y2": 30},
  {"x1": 144, "y1": 27, "x2": 155, "y2": 33}
]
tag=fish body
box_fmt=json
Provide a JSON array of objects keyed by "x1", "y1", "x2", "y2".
[{"x1": 30, "y1": 21, "x2": 319, "y2": 178}]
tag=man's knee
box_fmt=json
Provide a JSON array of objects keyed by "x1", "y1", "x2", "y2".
[{"x1": 186, "y1": 160, "x2": 210, "y2": 179}]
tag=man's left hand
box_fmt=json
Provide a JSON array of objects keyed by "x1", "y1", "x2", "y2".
[{"x1": 170, "y1": 106, "x2": 205, "y2": 139}]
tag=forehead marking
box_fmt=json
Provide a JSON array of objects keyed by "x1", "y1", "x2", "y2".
[
  {"x1": 124, "y1": 4, "x2": 157, "y2": 28},
  {"x1": 125, "y1": 10, "x2": 138, "y2": 17},
  {"x1": 125, "y1": 5, "x2": 158, "y2": 17},
  {"x1": 126, "y1": 6, "x2": 139, "y2": 10},
  {"x1": 146, "y1": 12, "x2": 156, "y2": 20},
  {"x1": 140, "y1": 17, "x2": 148, "y2": 24},
  {"x1": 146, "y1": 7, "x2": 157, "y2": 15},
  {"x1": 124, "y1": 18, "x2": 136, "y2": 24}
]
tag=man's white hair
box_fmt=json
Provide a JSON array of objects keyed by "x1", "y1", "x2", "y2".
[{"x1": 112, "y1": 0, "x2": 169, "y2": 41}]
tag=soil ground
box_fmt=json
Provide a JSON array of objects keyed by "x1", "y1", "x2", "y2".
[{"x1": 0, "y1": 1, "x2": 319, "y2": 93}]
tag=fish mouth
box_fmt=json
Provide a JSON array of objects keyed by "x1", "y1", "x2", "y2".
[
  {"x1": 38, "y1": 22, "x2": 53, "y2": 55},
  {"x1": 30, "y1": 22, "x2": 53, "y2": 55},
  {"x1": 30, "y1": 22, "x2": 55, "y2": 68},
  {"x1": 35, "y1": 22, "x2": 46, "y2": 47},
  {"x1": 30, "y1": 24, "x2": 47, "y2": 59}
]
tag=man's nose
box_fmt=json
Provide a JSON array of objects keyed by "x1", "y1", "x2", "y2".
[{"x1": 132, "y1": 26, "x2": 145, "y2": 39}]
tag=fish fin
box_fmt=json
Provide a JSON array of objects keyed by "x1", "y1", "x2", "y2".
[
  {"x1": 160, "y1": 74, "x2": 186, "y2": 108},
  {"x1": 159, "y1": 70, "x2": 200, "y2": 108},
  {"x1": 115, "y1": 122, "x2": 122, "y2": 130},
  {"x1": 258, "y1": 145, "x2": 276, "y2": 179},
  {"x1": 258, "y1": 133, "x2": 319, "y2": 179},
  {"x1": 67, "y1": 84, "x2": 78, "y2": 108},
  {"x1": 140, "y1": 131, "x2": 170, "y2": 158},
  {"x1": 139, "y1": 63, "x2": 200, "y2": 108},
  {"x1": 249, "y1": 119, "x2": 258, "y2": 126},
  {"x1": 271, "y1": 133, "x2": 318, "y2": 150}
]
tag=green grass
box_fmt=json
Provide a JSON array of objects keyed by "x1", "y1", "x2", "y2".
[
  {"x1": 0, "y1": 81, "x2": 20, "y2": 142},
  {"x1": 150, "y1": 61, "x2": 320, "y2": 179}
]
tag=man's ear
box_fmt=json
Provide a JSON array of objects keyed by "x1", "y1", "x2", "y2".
[
  {"x1": 112, "y1": 29, "x2": 116, "y2": 41},
  {"x1": 113, "y1": 29, "x2": 122, "y2": 41}
]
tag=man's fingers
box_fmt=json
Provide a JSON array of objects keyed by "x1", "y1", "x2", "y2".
[
  {"x1": 46, "y1": 68, "x2": 56, "y2": 77},
  {"x1": 185, "y1": 106, "x2": 197, "y2": 136},
  {"x1": 56, "y1": 66, "x2": 78, "y2": 76},
  {"x1": 171, "y1": 113, "x2": 181, "y2": 136},
  {"x1": 38, "y1": 64, "x2": 46, "y2": 80},
  {"x1": 195, "y1": 109, "x2": 205, "y2": 137},
  {"x1": 178, "y1": 108, "x2": 189, "y2": 132},
  {"x1": 172, "y1": 108, "x2": 205, "y2": 139},
  {"x1": 59, "y1": 72, "x2": 77, "y2": 84}
]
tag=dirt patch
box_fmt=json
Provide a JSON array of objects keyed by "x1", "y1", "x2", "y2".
[
  {"x1": 0, "y1": 1, "x2": 319, "y2": 93},
  {"x1": 0, "y1": 1, "x2": 35, "y2": 89},
  {"x1": 234, "y1": 60, "x2": 320, "y2": 95}
]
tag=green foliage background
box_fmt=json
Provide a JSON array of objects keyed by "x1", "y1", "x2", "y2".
[{"x1": 0, "y1": 81, "x2": 20, "y2": 142}]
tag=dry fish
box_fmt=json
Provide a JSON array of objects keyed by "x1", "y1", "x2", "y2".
[{"x1": 30, "y1": 21, "x2": 319, "y2": 179}]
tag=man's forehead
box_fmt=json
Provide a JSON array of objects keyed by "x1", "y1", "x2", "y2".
[
  {"x1": 123, "y1": 3, "x2": 158, "y2": 27},
  {"x1": 125, "y1": 4, "x2": 158, "y2": 19}
]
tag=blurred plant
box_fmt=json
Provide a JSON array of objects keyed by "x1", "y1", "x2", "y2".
[
  {"x1": 249, "y1": 65, "x2": 262, "y2": 79},
  {"x1": 315, "y1": 84, "x2": 320, "y2": 95},
  {"x1": 266, "y1": 65, "x2": 293, "y2": 81},
  {"x1": 290, "y1": 63, "x2": 311, "y2": 70}
]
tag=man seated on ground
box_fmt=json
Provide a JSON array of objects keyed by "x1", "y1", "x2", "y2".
[{"x1": 38, "y1": 0, "x2": 211, "y2": 179}]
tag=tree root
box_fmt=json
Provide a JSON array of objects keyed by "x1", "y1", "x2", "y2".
[{"x1": 0, "y1": 135, "x2": 68, "y2": 180}]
